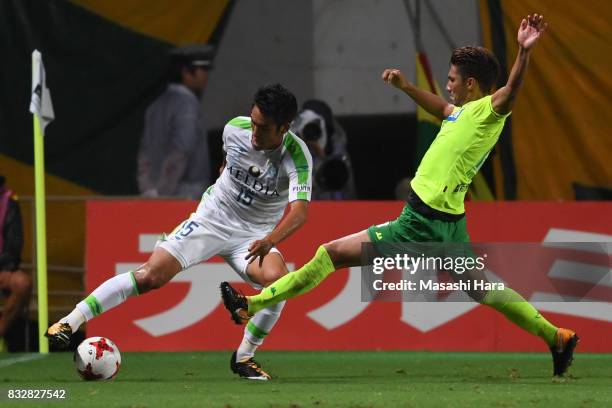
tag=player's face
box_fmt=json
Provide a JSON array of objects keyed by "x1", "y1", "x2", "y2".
[
  {"x1": 250, "y1": 105, "x2": 288, "y2": 151},
  {"x1": 446, "y1": 65, "x2": 468, "y2": 106}
]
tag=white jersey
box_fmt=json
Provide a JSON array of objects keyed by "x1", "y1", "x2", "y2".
[{"x1": 196, "y1": 116, "x2": 313, "y2": 234}]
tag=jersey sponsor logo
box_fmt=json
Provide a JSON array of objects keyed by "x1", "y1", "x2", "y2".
[
  {"x1": 227, "y1": 165, "x2": 280, "y2": 197},
  {"x1": 446, "y1": 107, "x2": 465, "y2": 122},
  {"x1": 248, "y1": 166, "x2": 261, "y2": 177},
  {"x1": 292, "y1": 185, "x2": 311, "y2": 193}
]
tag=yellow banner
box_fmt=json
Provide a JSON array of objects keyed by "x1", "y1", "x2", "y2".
[
  {"x1": 72, "y1": 0, "x2": 229, "y2": 45},
  {"x1": 482, "y1": 0, "x2": 612, "y2": 199}
]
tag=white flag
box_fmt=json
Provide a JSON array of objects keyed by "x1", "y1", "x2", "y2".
[{"x1": 29, "y1": 49, "x2": 55, "y2": 134}]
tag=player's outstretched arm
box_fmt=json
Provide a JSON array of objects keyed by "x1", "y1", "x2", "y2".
[
  {"x1": 492, "y1": 14, "x2": 548, "y2": 115},
  {"x1": 382, "y1": 68, "x2": 454, "y2": 121}
]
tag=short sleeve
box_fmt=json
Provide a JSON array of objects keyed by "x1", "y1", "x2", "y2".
[
  {"x1": 282, "y1": 132, "x2": 313, "y2": 202},
  {"x1": 224, "y1": 116, "x2": 251, "y2": 153},
  {"x1": 471, "y1": 95, "x2": 511, "y2": 123}
]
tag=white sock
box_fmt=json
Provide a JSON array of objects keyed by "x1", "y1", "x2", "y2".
[
  {"x1": 236, "y1": 301, "x2": 285, "y2": 362},
  {"x1": 60, "y1": 309, "x2": 86, "y2": 333},
  {"x1": 236, "y1": 337, "x2": 258, "y2": 362},
  {"x1": 75, "y1": 272, "x2": 139, "y2": 321}
]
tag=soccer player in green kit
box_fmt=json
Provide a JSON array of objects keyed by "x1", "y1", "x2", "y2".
[{"x1": 222, "y1": 14, "x2": 578, "y2": 377}]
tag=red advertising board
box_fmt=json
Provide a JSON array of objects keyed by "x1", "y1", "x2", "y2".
[{"x1": 86, "y1": 201, "x2": 612, "y2": 351}]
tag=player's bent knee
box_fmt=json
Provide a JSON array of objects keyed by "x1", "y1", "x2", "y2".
[
  {"x1": 263, "y1": 267, "x2": 288, "y2": 287},
  {"x1": 134, "y1": 266, "x2": 166, "y2": 293},
  {"x1": 322, "y1": 242, "x2": 340, "y2": 262},
  {"x1": 323, "y1": 241, "x2": 353, "y2": 269}
]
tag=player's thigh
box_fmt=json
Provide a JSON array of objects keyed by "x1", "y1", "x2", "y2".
[
  {"x1": 134, "y1": 247, "x2": 183, "y2": 291},
  {"x1": 158, "y1": 216, "x2": 227, "y2": 270},
  {"x1": 139, "y1": 216, "x2": 227, "y2": 291},
  {"x1": 222, "y1": 238, "x2": 286, "y2": 288},
  {"x1": 323, "y1": 230, "x2": 371, "y2": 269},
  {"x1": 246, "y1": 251, "x2": 289, "y2": 287}
]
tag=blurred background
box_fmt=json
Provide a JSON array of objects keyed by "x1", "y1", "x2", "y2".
[{"x1": 0, "y1": 0, "x2": 610, "y2": 351}]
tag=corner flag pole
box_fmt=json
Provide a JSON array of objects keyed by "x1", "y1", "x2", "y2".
[{"x1": 30, "y1": 50, "x2": 55, "y2": 354}]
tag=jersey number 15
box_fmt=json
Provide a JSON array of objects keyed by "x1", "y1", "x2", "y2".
[{"x1": 236, "y1": 187, "x2": 254, "y2": 206}]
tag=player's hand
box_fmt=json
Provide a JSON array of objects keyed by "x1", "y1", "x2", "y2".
[
  {"x1": 382, "y1": 68, "x2": 410, "y2": 90},
  {"x1": 517, "y1": 14, "x2": 547, "y2": 51},
  {"x1": 245, "y1": 238, "x2": 274, "y2": 267}
]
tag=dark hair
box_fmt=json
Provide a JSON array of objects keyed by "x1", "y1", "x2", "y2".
[
  {"x1": 169, "y1": 59, "x2": 198, "y2": 83},
  {"x1": 253, "y1": 84, "x2": 298, "y2": 127},
  {"x1": 450, "y1": 46, "x2": 500, "y2": 93}
]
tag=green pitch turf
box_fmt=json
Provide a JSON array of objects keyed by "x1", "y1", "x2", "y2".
[{"x1": 1, "y1": 351, "x2": 611, "y2": 407}]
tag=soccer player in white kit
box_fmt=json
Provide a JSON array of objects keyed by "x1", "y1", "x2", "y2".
[{"x1": 46, "y1": 84, "x2": 313, "y2": 380}]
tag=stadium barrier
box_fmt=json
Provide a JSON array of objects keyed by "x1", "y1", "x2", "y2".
[{"x1": 86, "y1": 200, "x2": 612, "y2": 352}]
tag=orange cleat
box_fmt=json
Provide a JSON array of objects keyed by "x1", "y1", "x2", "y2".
[{"x1": 550, "y1": 328, "x2": 579, "y2": 377}]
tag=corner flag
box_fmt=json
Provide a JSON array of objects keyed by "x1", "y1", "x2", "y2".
[
  {"x1": 30, "y1": 50, "x2": 55, "y2": 132},
  {"x1": 30, "y1": 49, "x2": 54, "y2": 353}
]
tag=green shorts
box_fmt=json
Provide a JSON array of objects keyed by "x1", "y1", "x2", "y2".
[{"x1": 367, "y1": 203, "x2": 470, "y2": 244}]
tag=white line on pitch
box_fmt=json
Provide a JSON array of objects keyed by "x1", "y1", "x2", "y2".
[{"x1": 0, "y1": 354, "x2": 47, "y2": 368}]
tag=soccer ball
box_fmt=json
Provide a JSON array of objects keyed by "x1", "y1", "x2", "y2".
[{"x1": 74, "y1": 337, "x2": 121, "y2": 380}]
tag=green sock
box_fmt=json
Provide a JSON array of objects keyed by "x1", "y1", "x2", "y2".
[
  {"x1": 248, "y1": 246, "x2": 335, "y2": 315},
  {"x1": 482, "y1": 287, "x2": 558, "y2": 346}
]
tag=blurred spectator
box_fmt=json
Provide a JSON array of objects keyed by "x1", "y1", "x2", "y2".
[
  {"x1": 0, "y1": 175, "x2": 32, "y2": 352},
  {"x1": 291, "y1": 100, "x2": 356, "y2": 199},
  {"x1": 137, "y1": 44, "x2": 214, "y2": 199}
]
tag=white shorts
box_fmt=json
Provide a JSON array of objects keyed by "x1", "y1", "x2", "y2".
[{"x1": 158, "y1": 211, "x2": 282, "y2": 290}]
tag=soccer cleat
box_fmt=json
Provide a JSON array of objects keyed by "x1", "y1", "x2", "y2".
[
  {"x1": 45, "y1": 322, "x2": 73, "y2": 349},
  {"x1": 220, "y1": 282, "x2": 251, "y2": 325},
  {"x1": 550, "y1": 328, "x2": 579, "y2": 377},
  {"x1": 230, "y1": 351, "x2": 271, "y2": 381}
]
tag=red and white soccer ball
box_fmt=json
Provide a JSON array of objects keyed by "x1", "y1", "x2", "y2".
[{"x1": 74, "y1": 336, "x2": 121, "y2": 380}]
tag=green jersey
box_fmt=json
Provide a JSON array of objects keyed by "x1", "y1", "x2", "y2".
[{"x1": 410, "y1": 95, "x2": 510, "y2": 215}]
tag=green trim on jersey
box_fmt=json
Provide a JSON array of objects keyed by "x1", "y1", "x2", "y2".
[
  {"x1": 204, "y1": 185, "x2": 213, "y2": 196},
  {"x1": 283, "y1": 132, "x2": 310, "y2": 200},
  {"x1": 227, "y1": 116, "x2": 251, "y2": 129},
  {"x1": 411, "y1": 95, "x2": 510, "y2": 215}
]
